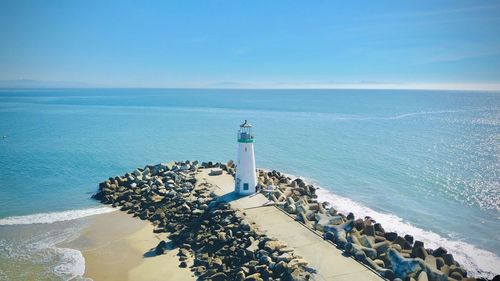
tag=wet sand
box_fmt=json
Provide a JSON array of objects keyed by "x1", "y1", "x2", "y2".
[{"x1": 62, "y1": 211, "x2": 194, "y2": 281}]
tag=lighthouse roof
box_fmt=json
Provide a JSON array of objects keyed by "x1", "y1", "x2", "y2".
[{"x1": 240, "y1": 120, "x2": 252, "y2": 128}]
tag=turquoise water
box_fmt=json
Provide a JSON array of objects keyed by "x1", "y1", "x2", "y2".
[{"x1": 0, "y1": 89, "x2": 499, "y2": 279}]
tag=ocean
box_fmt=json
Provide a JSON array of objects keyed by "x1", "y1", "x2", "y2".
[{"x1": 0, "y1": 88, "x2": 498, "y2": 280}]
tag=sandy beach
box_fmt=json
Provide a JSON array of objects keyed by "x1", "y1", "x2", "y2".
[{"x1": 61, "y1": 211, "x2": 194, "y2": 281}]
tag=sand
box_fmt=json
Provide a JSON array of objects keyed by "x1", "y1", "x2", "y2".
[{"x1": 62, "y1": 211, "x2": 194, "y2": 281}]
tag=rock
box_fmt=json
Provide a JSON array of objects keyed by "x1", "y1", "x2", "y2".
[
  {"x1": 133, "y1": 169, "x2": 142, "y2": 177},
  {"x1": 346, "y1": 242, "x2": 376, "y2": 260},
  {"x1": 412, "y1": 246, "x2": 428, "y2": 260},
  {"x1": 328, "y1": 207, "x2": 338, "y2": 216},
  {"x1": 440, "y1": 264, "x2": 450, "y2": 276},
  {"x1": 153, "y1": 226, "x2": 164, "y2": 233},
  {"x1": 288, "y1": 258, "x2": 308, "y2": 269},
  {"x1": 151, "y1": 194, "x2": 164, "y2": 203},
  {"x1": 297, "y1": 210, "x2": 313, "y2": 228},
  {"x1": 417, "y1": 271, "x2": 429, "y2": 281},
  {"x1": 347, "y1": 212, "x2": 355, "y2": 220},
  {"x1": 432, "y1": 247, "x2": 447, "y2": 257},
  {"x1": 450, "y1": 271, "x2": 463, "y2": 280},
  {"x1": 373, "y1": 241, "x2": 390, "y2": 256},
  {"x1": 211, "y1": 257, "x2": 223, "y2": 267},
  {"x1": 364, "y1": 224, "x2": 376, "y2": 236},
  {"x1": 235, "y1": 271, "x2": 245, "y2": 281},
  {"x1": 194, "y1": 265, "x2": 207, "y2": 275},
  {"x1": 387, "y1": 248, "x2": 422, "y2": 279},
  {"x1": 414, "y1": 240, "x2": 424, "y2": 248},
  {"x1": 374, "y1": 223, "x2": 385, "y2": 234},
  {"x1": 288, "y1": 268, "x2": 311, "y2": 281},
  {"x1": 394, "y1": 236, "x2": 412, "y2": 250},
  {"x1": 179, "y1": 261, "x2": 187, "y2": 268},
  {"x1": 245, "y1": 273, "x2": 263, "y2": 281},
  {"x1": 355, "y1": 219, "x2": 364, "y2": 231},
  {"x1": 450, "y1": 266, "x2": 467, "y2": 278},
  {"x1": 374, "y1": 259, "x2": 385, "y2": 267},
  {"x1": 314, "y1": 213, "x2": 343, "y2": 231},
  {"x1": 404, "y1": 234, "x2": 414, "y2": 245},
  {"x1": 155, "y1": 240, "x2": 167, "y2": 255},
  {"x1": 384, "y1": 232, "x2": 398, "y2": 242},
  {"x1": 285, "y1": 197, "x2": 297, "y2": 214},
  {"x1": 263, "y1": 240, "x2": 287, "y2": 252},
  {"x1": 424, "y1": 255, "x2": 437, "y2": 270},
  {"x1": 259, "y1": 255, "x2": 272, "y2": 265},
  {"x1": 209, "y1": 272, "x2": 227, "y2": 281},
  {"x1": 435, "y1": 257, "x2": 445, "y2": 269},
  {"x1": 246, "y1": 240, "x2": 260, "y2": 252},
  {"x1": 443, "y1": 253, "x2": 454, "y2": 266},
  {"x1": 365, "y1": 257, "x2": 395, "y2": 280},
  {"x1": 360, "y1": 235, "x2": 375, "y2": 248},
  {"x1": 178, "y1": 248, "x2": 190, "y2": 258},
  {"x1": 421, "y1": 261, "x2": 449, "y2": 281},
  {"x1": 323, "y1": 220, "x2": 354, "y2": 249}
]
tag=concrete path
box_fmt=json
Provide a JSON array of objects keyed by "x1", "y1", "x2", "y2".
[{"x1": 196, "y1": 169, "x2": 384, "y2": 281}]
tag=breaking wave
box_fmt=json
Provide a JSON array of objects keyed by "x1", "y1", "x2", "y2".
[
  {"x1": 274, "y1": 171, "x2": 500, "y2": 279},
  {"x1": 0, "y1": 207, "x2": 116, "y2": 226}
]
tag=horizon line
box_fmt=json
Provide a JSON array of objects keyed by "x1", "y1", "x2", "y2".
[
  {"x1": 1, "y1": 86, "x2": 500, "y2": 92},
  {"x1": 1, "y1": 79, "x2": 500, "y2": 92}
]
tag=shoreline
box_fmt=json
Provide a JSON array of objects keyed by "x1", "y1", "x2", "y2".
[
  {"x1": 2, "y1": 161, "x2": 497, "y2": 280},
  {"x1": 60, "y1": 211, "x2": 194, "y2": 281}
]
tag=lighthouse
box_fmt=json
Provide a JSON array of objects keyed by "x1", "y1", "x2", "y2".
[{"x1": 235, "y1": 120, "x2": 257, "y2": 195}]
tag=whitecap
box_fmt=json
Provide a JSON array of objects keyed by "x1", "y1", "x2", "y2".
[
  {"x1": 0, "y1": 207, "x2": 116, "y2": 226},
  {"x1": 315, "y1": 188, "x2": 500, "y2": 279}
]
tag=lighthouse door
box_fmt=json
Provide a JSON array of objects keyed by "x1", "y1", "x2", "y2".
[{"x1": 243, "y1": 183, "x2": 249, "y2": 190}]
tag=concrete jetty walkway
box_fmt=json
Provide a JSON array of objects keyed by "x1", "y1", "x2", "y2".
[{"x1": 197, "y1": 169, "x2": 384, "y2": 281}]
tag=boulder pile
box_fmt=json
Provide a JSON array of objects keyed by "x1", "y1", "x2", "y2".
[
  {"x1": 92, "y1": 160, "x2": 314, "y2": 281},
  {"x1": 255, "y1": 169, "x2": 497, "y2": 281},
  {"x1": 171, "y1": 200, "x2": 314, "y2": 281}
]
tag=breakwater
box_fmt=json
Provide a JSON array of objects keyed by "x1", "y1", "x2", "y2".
[
  {"x1": 92, "y1": 160, "x2": 314, "y2": 281},
  {"x1": 92, "y1": 160, "x2": 498, "y2": 281},
  {"x1": 257, "y1": 169, "x2": 498, "y2": 281}
]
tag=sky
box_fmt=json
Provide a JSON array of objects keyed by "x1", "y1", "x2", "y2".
[{"x1": 1, "y1": 0, "x2": 500, "y2": 90}]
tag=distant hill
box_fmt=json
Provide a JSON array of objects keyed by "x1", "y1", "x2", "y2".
[{"x1": 0, "y1": 79, "x2": 105, "y2": 88}]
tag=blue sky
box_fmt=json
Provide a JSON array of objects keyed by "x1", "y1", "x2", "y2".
[{"x1": 1, "y1": 0, "x2": 500, "y2": 89}]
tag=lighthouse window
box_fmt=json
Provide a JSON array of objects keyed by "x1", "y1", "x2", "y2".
[{"x1": 245, "y1": 147, "x2": 247, "y2": 152}]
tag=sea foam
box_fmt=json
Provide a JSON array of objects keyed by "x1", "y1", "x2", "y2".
[
  {"x1": 0, "y1": 207, "x2": 116, "y2": 226},
  {"x1": 275, "y1": 171, "x2": 500, "y2": 279},
  {"x1": 53, "y1": 247, "x2": 86, "y2": 280}
]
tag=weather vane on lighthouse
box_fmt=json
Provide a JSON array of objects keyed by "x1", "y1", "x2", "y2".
[{"x1": 235, "y1": 120, "x2": 257, "y2": 195}]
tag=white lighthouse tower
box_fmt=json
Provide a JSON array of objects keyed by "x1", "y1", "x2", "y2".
[{"x1": 235, "y1": 120, "x2": 257, "y2": 195}]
